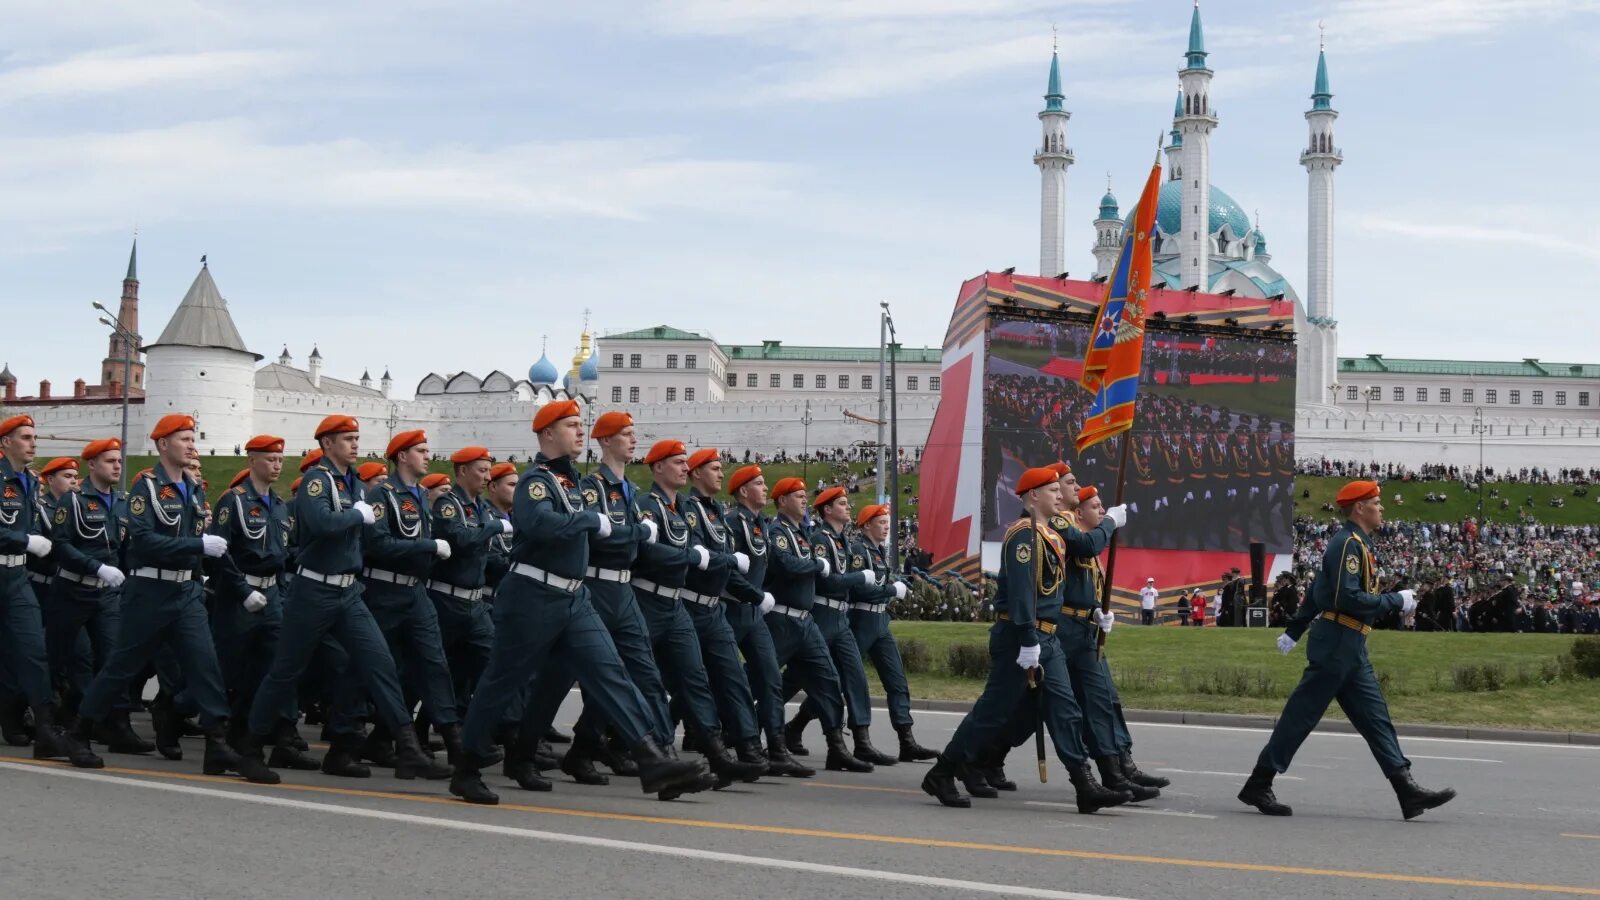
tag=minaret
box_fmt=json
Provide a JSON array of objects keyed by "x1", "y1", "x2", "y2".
[
  {"x1": 1034, "y1": 35, "x2": 1073, "y2": 277},
  {"x1": 100, "y1": 238, "x2": 145, "y2": 396},
  {"x1": 1176, "y1": 1, "x2": 1216, "y2": 291},
  {"x1": 1091, "y1": 176, "x2": 1124, "y2": 279},
  {"x1": 1165, "y1": 87, "x2": 1184, "y2": 183},
  {"x1": 1301, "y1": 34, "x2": 1341, "y2": 405}
]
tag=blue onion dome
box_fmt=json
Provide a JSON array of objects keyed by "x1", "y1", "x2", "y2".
[
  {"x1": 528, "y1": 353, "x2": 559, "y2": 386},
  {"x1": 579, "y1": 351, "x2": 599, "y2": 382},
  {"x1": 1098, "y1": 190, "x2": 1119, "y2": 219}
]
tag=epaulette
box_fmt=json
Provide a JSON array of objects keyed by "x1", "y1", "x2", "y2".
[{"x1": 1003, "y1": 519, "x2": 1034, "y2": 542}]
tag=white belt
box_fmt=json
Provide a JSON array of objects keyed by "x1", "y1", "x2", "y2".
[
  {"x1": 428, "y1": 580, "x2": 484, "y2": 602},
  {"x1": 363, "y1": 567, "x2": 419, "y2": 587},
  {"x1": 632, "y1": 577, "x2": 680, "y2": 600},
  {"x1": 510, "y1": 562, "x2": 581, "y2": 593},
  {"x1": 681, "y1": 590, "x2": 721, "y2": 608},
  {"x1": 297, "y1": 567, "x2": 357, "y2": 588},
  {"x1": 585, "y1": 566, "x2": 631, "y2": 583},
  {"x1": 59, "y1": 570, "x2": 106, "y2": 588},
  {"x1": 850, "y1": 602, "x2": 887, "y2": 613},
  {"x1": 0, "y1": 554, "x2": 25, "y2": 567},
  {"x1": 770, "y1": 604, "x2": 810, "y2": 621},
  {"x1": 132, "y1": 567, "x2": 193, "y2": 583},
  {"x1": 29, "y1": 572, "x2": 53, "y2": 585},
  {"x1": 244, "y1": 573, "x2": 279, "y2": 589},
  {"x1": 481, "y1": 586, "x2": 496, "y2": 599},
  {"x1": 814, "y1": 596, "x2": 849, "y2": 612}
]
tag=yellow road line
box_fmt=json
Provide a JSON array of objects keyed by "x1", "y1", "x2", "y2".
[
  {"x1": 800, "y1": 781, "x2": 925, "y2": 796},
  {"x1": 11, "y1": 758, "x2": 1599, "y2": 896}
]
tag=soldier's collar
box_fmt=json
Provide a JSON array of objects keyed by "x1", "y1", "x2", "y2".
[
  {"x1": 595, "y1": 462, "x2": 627, "y2": 484},
  {"x1": 649, "y1": 483, "x2": 680, "y2": 509},
  {"x1": 0, "y1": 456, "x2": 17, "y2": 478}
]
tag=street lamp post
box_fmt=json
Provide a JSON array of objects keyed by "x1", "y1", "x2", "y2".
[
  {"x1": 92, "y1": 302, "x2": 134, "y2": 492},
  {"x1": 876, "y1": 307, "x2": 887, "y2": 502},
  {"x1": 801, "y1": 400, "x2": 814, "y2": 484},
  {"x1": 1472, "y1": 406, "x2": 1486, "y2": 518},
  {"x1": 1364, "y1": 385, "x2": 1379, "y2": 414},
  {"x1": 884, "y1": 305, "x2": 901, "y2": 575},
  {"x1": 1327, "y1": 380, "x2": 1341, "y2": 407}
]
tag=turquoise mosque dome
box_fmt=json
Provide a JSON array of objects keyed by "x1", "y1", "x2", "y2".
[{"x1": 1126, "y1": 181, "x2": 1254, "y2": 240}]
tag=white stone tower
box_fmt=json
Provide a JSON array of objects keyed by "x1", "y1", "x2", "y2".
[
  {"x1": 143, "y1": 260, "x2": 260, "y2": 453},
  {"x1": 1300, "y1": 38, "x2": 1342, "y2": 405},
  {"x1": 1175, "y1": 1, "x2": 1216, "y2": 291},
  {"x1": 1034, "y1": 42, "x2": 1073, "y2": 277},
  {"x1": 1091, "y1": 177, "x2": 1124, "y2": 278},
  {"x1": 1165, "y1": 88, "x2": 1184, "y2": 184}
]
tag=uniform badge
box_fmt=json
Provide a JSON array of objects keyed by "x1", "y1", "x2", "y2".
[
  {"x1": 583, "y1": 488, "x2": 598, "y2": 506},
  {"x1": 528, "y1": 481, "x2": 547, "y2": 501},
  {"x1": 158, "y1": 485, "x2": 177, "y2": 501},
  {"x1": 1049, "y1": 515, "x2": 1070, "y2": 530},
  {"x1": 441, "y1": 504, "x2": 456, "y2": 519},
  {"x1": 1016, "y1": 543, "x2": 1032, "y2": 563},
  {"x1": 639, "y1": 510, "x2": 653, "y2": 521},
  {"x1": 851, "y1": 554, "x2": 864, "y2": 569},
  {"x1": 686, "y1": 512, "x2": 698, "y2": 528},
  {"x1": 374, "y1": 503, "x2": 386, "y2": 520},
  {"x1": 307, "y1": 479, "x2": 324, "y2": 497},
  {"x1": 218, "y1": 506, "x2": 231, "y2": 525},
  {"x1": 608, "y1": 490, "x2": 621, "y2": 504},
  {"x1": 130, "y1": 496, "x2": 146, "y2": 515},
  {"x1": 1345, "y1": 555, "x2": 1360, "y2": 575},
  {"x1": 85, "y1": 501, "x2": 99, "y2": 512},
  {"x1": 775, "y1": 534, "x2": 789, "y2": 551},
  {"x1": 249, "y1": 506, "x2": 262, "y2": 518}
]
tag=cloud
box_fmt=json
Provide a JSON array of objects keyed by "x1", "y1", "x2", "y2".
[
  {"x1": 1349, "y1": 211, "x2": 1600, "y2": 262},
  {"x1": 0, "y1": 49, "x2": 296, "y2": 103},
  {"x1": 1322, "y1": 0, "x2": 1600, "y2": 51}
]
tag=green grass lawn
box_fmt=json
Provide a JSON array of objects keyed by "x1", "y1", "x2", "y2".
[{"x1": 893, "y1": 623, "x2": 1600, "y2": 733}]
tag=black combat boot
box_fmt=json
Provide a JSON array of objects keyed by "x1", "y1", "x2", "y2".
[
  {"x1": 267, "y1": 721, "x2": 321, "y2": 770},
  {"x1": 544, "y1": 726, "x2": 572, "y2": 744},
  {"x1": 320, "y1": 733, "x2": 372, "y2": 778},
  {"x1": 736, "y1": 739, "x2": 772, "y2": 775},
  {"x1": 824, "y1": 727, "x2": 873, "y2": 773},
  {"x1": 500, "y1": 733, "x2": 553, "y2": 792},
  {"x1": 1097, "y1": 755, "x2": 1160, "y2": 802},
  {"x1": 0, "y1": 699, "x2": 32, "y2": 746},
  {"x1": 763, "y1": 737, "x2": 816, "y2": 778},
  {"x1": 983, "y1": 760, "x2": 1018, "y2": 792},
  {"x1": 851, "y1": 726, "x2": 898, "y2": 766},
  {"x1": 204, "y1": 725, "x2": 280, "y2": 784},
  {"x1": 921, "y1": 755, "x2": 971, "y2": 808},
  {"x1": 32, "y1": 705, "x2": 102, "y2": 769},
  {"x1": 1389, "y1": 768, "x2": 1457, "y2": 820},
  {"x1": 360, "y1": 722, "x2": 398, "y2": 767},
  {"x1": 532, "y1": 738, "x2": 561, "y2": 771},
  {"x1": 560, "y1": 732, "x2": 612, "y2": 786},
  {"x1": 1069, "y1": 760, "x2": 1132, "y2": 813},
  {"x1": 1120, "y1": 749, "x2": 1169, "y2": 789},
  {"x1": 600, "y1": 729, "x2": 640, "y2": 776},
  {"x1": 94, "y1": 711, "x2": 155, "y2": 755},
  {"x1": 701, "y1": 732, "x2": 767, "y2": 787},
  {"x1": 783, "y1": 710, "x2": 814, "y2": 756},
  {"x1": 1237, "y1": 766, "x2": 1292, "y2": 816},
  {"x1": 393, "y1": 726, "x2": 452, "y2": 780},
  {"x1": 148, "y1": 692, "x2": 184, "y2": 760},
  {"x1": 680, "y1": 731, "x2": 699, "y2": 755},
  {"x1": 631, "y1": 735, "x2": 713, "y2": 797},
  {"x1": 959, "y1": 763, "x2": 999, "y2": 799},
  {"x1": 895, "y1": 723, "x2": 938, "y2": 762},
  {"x1": 439, "y1": 722, "x2": 485, "y2": 767},
  {"x1": 450, "y1": 757, "x2": 500, "y2": 806}
]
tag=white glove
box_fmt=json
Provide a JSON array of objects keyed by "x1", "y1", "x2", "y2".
[
  {"x1": 95, "y1": 564, "x2": 126, "y2": 588},
  {"x1": 859, "y1": 568, "x2": 879, "y2": 587},
  {"x1": 640, "y1": 518, "x2": 658, "y2": 544},
  {"x1": 893, "y1": 581, "x2": 908, "y2": 600},
  {"x1": 1097, "y1": 610, "x2": 1116, "y2": 634},
  {"x1": 758, "y1": 592, "x2": 776, "y2": 615},
  {"x1": 817, "y1": 556, "x2": 831, "y2": 578},
  {"x1": 25, "y1": 534, "x2": 51, "y2": 557},
  {"x1": 201, "y1": 534, "x2": 228, "y2": 558},
  {"x1": 693, "y1": 546, "x2": 710, "y2": 571},
  {"x1": 595, "y1": 512, "x2": 612, "y2": 539},
  {"x1": 1104, "y1": 504, "x2": 1128, "y2": 530},
  {"x1": 1398, "y1": 589, "x2": 1417, "y2": 615},
  {"x1": 1276, "y1": 633, "x2": 1296, "y2": 654},
  {"x1": 498, "y1": 519, "x2": 513, "y2": 535},
  {"x1": 352, "y1": 501, "x2": 376, "y2": 525},
  {"x1": 1015, "y1": 644, "x2": 1041, "y2": 670},
  {"x1": 434, "y1": 539, "x2": 452, "y2": 560},
  {"x1": 733, "y1": 551, "x2": 750, "y2": 574},
  {"x1": 243, "y1": 590, "x2": 268, "y2": 613}
]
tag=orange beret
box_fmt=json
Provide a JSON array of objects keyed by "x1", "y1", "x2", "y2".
[
  {"x1": 0, "y1": 415, "x2": 33, "y2": 439},
  {"x1": 245, "y1": 434, "x2": 285, "y2": 454},
  {"x1": 812, "y1": 486, "x2": 846, "y2": 509},
  {"x1": 298, "y1": 448, "x2": 324, "y2": 473},
  {"x1": 314, "y1": 415, "x2": 359, "y2": 439},
  {"x1": 450, "y1": 446, "x2": 491, "y2": 466},
  {"x1": 856, "y1": 503, "x2": 889, "y2": 527},
  {"x1": 643, "y1": 439, "x2": 687, "y2": 466},
  {"x1": 40, "y1": 457, "x2": 78, "y2": 477},
  {"x1": 228, "y1": 468, "x2": 250, "y2": 489},
  {"x1": 356, "y1": 461, "x2": 388, "y2": 482},
  {"x1": 289, "y1": 476, "x2": 303, "y2": 493},
  {"x1": 1048, "y1": 461, "x2": 1071, "y2": 477},
  {"x1": 82, "y1": 438, "x2": 122, "y2": 460},
  {"x1": 1077, "y1": 486, "x2": 1098, "y2": 503},
  {"x1": 532, "y1": 399, "x2": 580, "y2": 433},
  {"x1": 385, "y1": 429, "x2": 427, "y2": 460},
  {"x1": 770, "y1": 477, "x2": 805, "y2": 500},
  {"x1": 1014, "y1": 467, "x2": 1057, "y2": 495},
  {"x1": 1336, "y1": 480, "x2": 1380, "y2": 507},
  {"x1": 488, "y1": 462, "x2": 518, "y2": 482},
  {"x1": 687, "y1": 448, "x2": 718, "y2": 471},
  {"x1": 149, "y1": 413, "x2": 195, "y2": 440},
  {"x1": 420, "y1": 473, "x2": 450, "y2": 490},
  {"x1": 590, "y1": 411, "x2": 633, "y2": 439},
  {"x1": 727, "y1": 465, "x2": 762, "y2": 494}
]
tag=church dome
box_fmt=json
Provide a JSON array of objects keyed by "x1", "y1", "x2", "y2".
[
  {"x1": 579, "y1": 351, "x2": 599, "y2": 382},
  {"x1": 528, "y1": 354, "x2": 559, "y2": 386},
  {"x1": 1127, "y1": 181, "x2": 1253, "y2": 239}
]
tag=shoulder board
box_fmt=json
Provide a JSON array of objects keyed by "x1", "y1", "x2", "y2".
[
  {"x1": 1003, "y1": 520, "x2": 1034, "y2": 542},
  {"x1": 232, "y1": 485, "x2": 246, "y2": 495}
]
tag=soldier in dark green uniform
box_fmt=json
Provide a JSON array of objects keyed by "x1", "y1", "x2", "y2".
[
  {"x1": 920, "y1": 466, "x2": 1129, "y2": 813},
  {"x1": 1240, "y1": 480, "x2": 1457, "y2": 820},
  {"x1": 483, "y1": 462, "x2": 517, "y2": 596}
]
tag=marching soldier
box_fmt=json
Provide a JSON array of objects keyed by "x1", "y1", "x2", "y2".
[
  {"x1": 763, "y1": 477, "x2": 872, "y2": 773},
  {"x1": 421, "y1": 472, "x2": 451, "y2": 505},
  {"x1": 483, "y1": 461, "x2": 517, "y2": 595},
  {"x1": 426, "y1": 447, "x2": 507, "y2": 736},
  {"x1": 1240, "y1": 480, "x2": 1457, "y2": 820},
  {"x1": 74, "y1": 414, "x2": 274, "y2": 782},
  {"x1": 449, "y1": 400, "x2": 710, "y2": 805},
  {"x1": 357, "y1": 461, "x2": 388, "y2": 492}
]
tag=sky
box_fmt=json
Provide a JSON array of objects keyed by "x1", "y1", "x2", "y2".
[{"x1": 3, "y1": 0, "x2": 1598, "y2": 397}]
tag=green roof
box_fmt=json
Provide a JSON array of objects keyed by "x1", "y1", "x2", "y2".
[
  {"x1": 1338, "y1": 355, "x2": 1600, "y2": 379},
  {"x1": 605, "y1": 325, "x2": 712, "y2": 342},
  {"x1": 723, "y1": 342, "x2": 940, "y2": 364}
]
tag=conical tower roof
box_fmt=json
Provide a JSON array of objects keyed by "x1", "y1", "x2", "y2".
[{"x1": 145, "y1": 263, "x2": 261, "y2": 360}]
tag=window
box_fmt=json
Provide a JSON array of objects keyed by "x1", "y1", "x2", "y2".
[
  {"x1": 815, "y1": 374, "x2": 826, "y2": 389},
  {"x1": 1532, "y1": 390, "x2": 1544, "y2": 406},
  {"x1": 611, "y1": 354, "x2": 623, "y2": 368},
  {"x1": 1392, "y1": 386, "x2": 1404, "y2": 402},
  {"x1": 685, "y1": 355, "x2": 697, "y2": 370},
  {"x1": 1580, "y1": 391, "x2": 1591, "y2": 407},
  {"x1": 1485, "y1": 389, "x2": 1497, "y2": 404},
  {"x1": 1462, "y1": 388, "x2": 1474, "y2": 403},
  {"x1": 611, "y1": 386, "x2": 622, "y2": 403},
  {"x1": 907, "y1": 376, "x2": 919, "y2": 391},
  {"x1": 666, "y1": 354, "x2": 678, "y2": 369},
  {"x1": 726, "y1": 372, "x2": 737, "y2": 387},
  {"x1": 1439, "y1": 388, "x2": 1451, "y2": 403},
  {"x1": 1346, "y1": 385, "x2": 1358, "y2": 401},
  {"x1": 839, "y1": 375, "x2": 850, "y2": 390},
  {"x1": 930, "y1": 376, "x2": 941, "y2": 391},
  {"x1": 629, "y1": 354, "x2": 641, "y2": 369},
  {"x1": 666, "y1": 387, "x2": 677, "y2": 402},
  {"x1": 862, "y1": 375, "x2": 873, "y2": 391},
  {"x1": 629, "y1": 387, "x2": 640, "y2": 403},
  {"x1": 1416, "y1": 388, "x2": 1427, "y2": 403},
  {"x1": 1556, "y1": 391, "x2": 1567, "y2": 406},
  {"x1": 769, "y1": 374, "x2": 780, "y2": 388},
  {"x1": 685, "y1": 388, "x2": 695, "y2": 402},
  {"x1": 746, "y1": 373, "x2": 756, "y2": 387},
  {"x1": 793, "y1": 374, "x2": 803, "y2": 388},
  {"x1": 1509, "y1": 390, "x2": 1521, "y2": 405}
]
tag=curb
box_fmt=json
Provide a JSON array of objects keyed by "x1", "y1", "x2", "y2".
[{"x1": 887, "y1": 696, "x2": 1600, "y2": 746}]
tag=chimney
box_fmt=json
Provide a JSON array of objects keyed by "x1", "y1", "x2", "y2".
[
  {"x1": 73, "y1": 378, "x2": 87, "y2": 399},
  {"x1": 39, "y1": 380, "x2": 50, "y2": 400},
  {"x1": 3, "y1": 382, "x2": 14, "y2": 402}
]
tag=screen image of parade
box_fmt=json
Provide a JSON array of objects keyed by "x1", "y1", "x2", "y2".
[{"x1": 982, "y1": 315, "x2": 1295, "y2": 554}]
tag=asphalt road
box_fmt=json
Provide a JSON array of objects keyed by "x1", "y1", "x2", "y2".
[{"x1": 3, "y1": 696, "x2": 1597, "y2": 900}]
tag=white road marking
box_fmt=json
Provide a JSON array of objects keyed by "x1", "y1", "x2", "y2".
[
  {"x1": 1154, "y1": 769, "x2": 1303, "y2": 781},
  {"x1": 1, "y1": 762, "x2": 1140, "y2": 900},
  {"x1": 1130, "y1": 721, "x2": 1599, "y2": 752},
  {"x1": 1409, "y1": 755, "x2": 1500, "y2": 763},
  {"x1": 1025, "y1": 801, "x2": 1216, "y2": 820}
]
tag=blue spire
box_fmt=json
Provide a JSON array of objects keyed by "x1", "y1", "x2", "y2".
[
  {"x1": 1043, "y1": 51, "x2": 1064, "y2": 112},
  {"x1": 1170, "y1": 88, "x2": 1184, "y2": 146},
  {"x1": 1311, "y1": 48, "x2": 1332, "y2": 110},
  {"x1": 1184, "y1": 1, "x2": 1208, "y2": 70}
]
